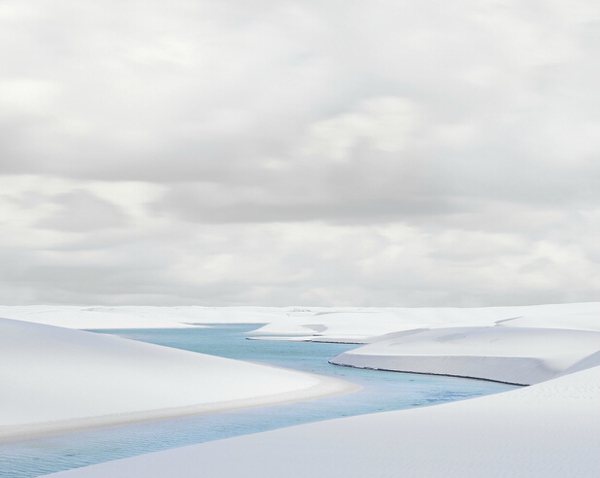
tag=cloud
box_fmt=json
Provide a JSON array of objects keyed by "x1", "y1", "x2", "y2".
[
  {"x1": 33, "y1": 189, "x2": 130, "y2": 232},
  {"x1": 0, "y1": 1, "x2": 599, "y2": 306},
  {"x1": 301, "y1": 97, "x2": 416, "y2": 161},
  {"x1": 1, "y1": 200, "x2": 598, "y2": 307}
]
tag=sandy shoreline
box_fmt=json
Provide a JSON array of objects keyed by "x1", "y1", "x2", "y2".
[
  {"x1": 1, "y1": 370, "x2": 357, "y2": 443},
  {"x1": 0, "y1": 316, "x2": 359, "y2": 443},
  {"x1": 2, "y1": 304, "x2": 599, "y2": 477},
  {"x1": 329, "y1": 360, "x2": 530, "y2": 386},
  {"x1": 48, "y1": 363, "x2": 600, "y2": 478}
]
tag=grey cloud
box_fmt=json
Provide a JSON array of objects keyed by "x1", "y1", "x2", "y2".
[
  {"x1": 1, "y1": 214, "x2": 598, "y2": 307},
  {"x1": 1, "y1": 1, "x2": 600, "y2": 307},
  {"x1": 2, "y1": 0, "x2": 599, "y2": 235},
  {"x1": 34, "y1": 189, "x2": 130, "y2": 232},
  {"x1": 150, "y1": 146, "x2": 459, "y2": 224},
  {"x1": 1, "y1": 0, "x2": 597, "y2": 187},
  {"x1": 155, "y1": 194, "x2": 454, "y2": 224}
]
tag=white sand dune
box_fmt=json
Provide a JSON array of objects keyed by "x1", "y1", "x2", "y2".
[
  {"x1": 0, "y1": 306, "x2": 200, "y2": 329},
  {"x1": 3, "y1": 302, "x2": 598, "y2": 336},
  {"x1": 93, "y1": 305, "x2": 292, "y2": 326},
  {"x1": 247, "y1": 311, "x2": 409, "y2": 342},
  {"x1": 495, "y1": 313, "x2": 600, "y2": 331},
  {"x1": 248, "y1": 302, "x2": 600, "y2": 341},
  {"x1": 46, "y1": 361, "x2": 600, "y2": 478},
  {"x1": 0, "y1": 317, "x2": 355, "y2": 442},
  {"x1": 2, "y1": 303, "x2": 600, "y2": 476},
  {"x1": 331, "y1": 326, "x2": 600, "y2": 385},
  {"x1": 0, "y1": 305, "x2": 327, "y2": 329}
]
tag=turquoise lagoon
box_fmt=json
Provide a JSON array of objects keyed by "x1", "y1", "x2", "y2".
[{"x1": 0, "y1": 325, "x2": 517, "y2": 477}]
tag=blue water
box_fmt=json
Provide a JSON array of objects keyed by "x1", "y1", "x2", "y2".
[{"x1": 0, "y1": 325, "x2": 517, "y2": 478}]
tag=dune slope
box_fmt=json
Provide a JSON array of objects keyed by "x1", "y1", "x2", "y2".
[
  {"x1": 0, "y1": 317, "x2": 353, "y2": 441},
  {"x1": 331, "y1": 326, "x2": 600, "y2": 384},
  {"x1": 46, "y1": 362, "x2": 600, "y2": 478}
]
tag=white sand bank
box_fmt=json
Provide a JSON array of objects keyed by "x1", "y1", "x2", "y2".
[
  {"x1": 0, "y1": 306, "x2": 201, "y2": 329},
  {"x1": 331, "y1": 326, "x2": 600, "y2": 385},
  {"x1": 4, "y1": 303, "x2": 600, "y2": 476},
  {"x1": 247, "y1": 311, "x2": 409, "y2": 342},
  {"x1": 495, "y1": 313, "x2": 600, "y2": 331},
  {"x1": 2, "y1": 303, "x2": 598, "y2": 337},
  {"x1": 0, "y1": 318, "x2": 356, "y2": 442},
  {"x1": 0, "y1": 305, "x2": 321, "y2": 329},
  {"x1": 46, "y1": 362, "x2": 600, "y2": 478},
  {"x1": 248, "y1": 302, "x2": 600, "y2": 341}
]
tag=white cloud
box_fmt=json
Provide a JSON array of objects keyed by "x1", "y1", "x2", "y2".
[
  {"x1": 0, "y1": 1, "x2": 599, "y2": 306},
  {"x1": 0, "y1": 79, "x2": 59, "y2": 119},
  {"x1": 302, "y1": 97, "x2": 416, "y2": 162}
]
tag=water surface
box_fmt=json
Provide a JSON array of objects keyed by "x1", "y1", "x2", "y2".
[{"x1": 0, "y1": 325, "x2": 517, "y2": 477}]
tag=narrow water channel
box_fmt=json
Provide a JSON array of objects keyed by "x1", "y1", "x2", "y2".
[{"x1": 0, "y1": 324, "x2": 517, "y2": 478}]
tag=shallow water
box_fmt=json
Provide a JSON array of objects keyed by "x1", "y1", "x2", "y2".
[{"x1": 0, "y1": 324, "x2": 517, "y2": 477}]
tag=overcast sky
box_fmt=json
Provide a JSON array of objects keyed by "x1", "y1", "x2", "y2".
[{"x1": 1, "y1": 0, "x2": 599, "y2": 307}]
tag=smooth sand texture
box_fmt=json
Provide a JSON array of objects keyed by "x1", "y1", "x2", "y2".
[
  {"x1": 0, "y1": 306, "x2": 200, "y2": 329},
  {"x1": 0, "y1": 305, "x2": 313, "y2": 329},
  {"x1": 2, "y1": 303, "x2": 600, "y2": 476},
  {"x1": 331, "y1": 326, "x2": 600, "y2": 384},
  {"x1": 3, "y1": 302, "x2": 599, "y2": 335},
  {"x1": 0, "y1": 317, "x2": 356, "y2": 441},
  {"x1": 247, "y1": 302, "x2": 600, "y2": 341},
  {"x1": 47, "y1": 363, "x2": 600, "y2": 478}
]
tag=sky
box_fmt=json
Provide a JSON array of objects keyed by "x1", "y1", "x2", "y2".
[{"x1": 1, "y1": 0, "x2": 599, "y2": 307}]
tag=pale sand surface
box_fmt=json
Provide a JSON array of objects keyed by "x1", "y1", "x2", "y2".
[
  {"x1": 331, "y1": 326, "x2": 600, "y2": 385},
  {"x1": 46, "y1": 363, "x2": 600, "y2": 478},
  {"x1": 247, "y1": 302, "x2": 600, "y2": 341},
  {"x1": 2, "y1": 302, "x2": 598, "y2": 335},
  {"x1": 0, "y1": 305, "x2": 295, "y2": 329},
  {"x1": 0, "y1": 306, "x2": 200, "y2": 329},
  {"x1": 0, "y1": 317, "x2": 357, "y2": 442},
  {"x1": 2, "y1": 303, "x2": 600, "y2": 476}
]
